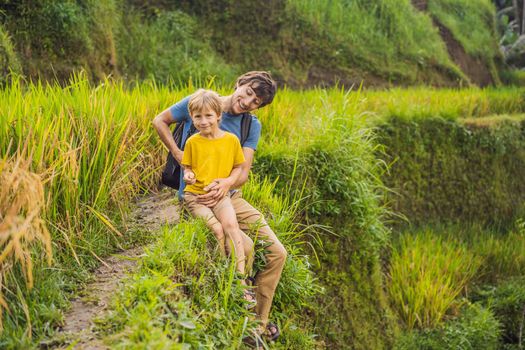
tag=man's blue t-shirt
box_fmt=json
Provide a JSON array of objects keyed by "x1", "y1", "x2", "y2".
[{"x1": 168, "y1": 96, "x2": 262, "y2": 198}]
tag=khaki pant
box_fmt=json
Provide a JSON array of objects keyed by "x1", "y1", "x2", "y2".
[{"x1": 184, "y1": 190, "x2": 287, "y2": 327}]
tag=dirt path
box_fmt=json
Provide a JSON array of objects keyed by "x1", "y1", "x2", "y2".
[{"x1": 46, "y1": 189, "x2": 181, "y2": 349}]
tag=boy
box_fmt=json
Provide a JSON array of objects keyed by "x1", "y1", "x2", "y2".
[{"x1": 182, "y1": 89, "x2": 255, "y2": 307}]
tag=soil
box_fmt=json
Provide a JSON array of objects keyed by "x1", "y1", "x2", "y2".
[
  {"x1": 411, "y1": 0, "x2": 494, "y2": 87},
  {"x1": 43, "y1": 188, "x2": 181, "y2": 350}
]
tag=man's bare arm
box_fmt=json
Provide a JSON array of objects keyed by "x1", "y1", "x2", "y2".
[
  {"x1": 152, "y1": 108, "x2": 184, "y2": 164},
  {"x1": 232, "y1": 147, "x2": 254, "y2": 187}
]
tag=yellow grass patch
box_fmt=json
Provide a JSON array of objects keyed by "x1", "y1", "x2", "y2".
[{"x1": 0, "y1": 154, "x2": 52, "y2": 329}]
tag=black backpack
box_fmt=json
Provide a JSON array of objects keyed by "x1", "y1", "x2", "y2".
[{"x1": 161, "y1": 113, "x2": 253, "y2": 190}]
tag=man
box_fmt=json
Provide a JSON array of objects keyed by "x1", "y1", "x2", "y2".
[{"x1": 152, "y1": 71, "x2": 285, "y2": 342}]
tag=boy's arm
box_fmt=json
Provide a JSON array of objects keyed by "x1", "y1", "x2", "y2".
[{"x1": 152, "y1": 108, "x2": 184, "y2": 164}]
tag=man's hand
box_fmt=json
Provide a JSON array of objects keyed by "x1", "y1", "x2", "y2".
[
  {"x1": 196, "y1": 178, "x2": 233, "y2": 206},
  {"x1": 183, "y1": 170, "x2": 196, "y2": 185}
]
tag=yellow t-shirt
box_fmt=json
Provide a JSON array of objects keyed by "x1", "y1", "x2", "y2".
[{"x1": 181, "y1": 132, "x2": 245, "y2": 194}]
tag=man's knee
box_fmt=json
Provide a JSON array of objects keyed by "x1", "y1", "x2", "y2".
[
  {"x1": 274, "y1": 243, "x2": 287, "y2": 263},
  {"x1": 265, "y1": 240, "x2": 287, "y2": 266}
]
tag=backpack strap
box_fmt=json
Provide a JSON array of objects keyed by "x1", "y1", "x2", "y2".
[
  {"x1": 182, "y1": 123, "x2": 197, "y2": 149},
  {"x1": 172, "y1": 121, "x2": 185, "y2": 149},
  {"x1": 240, "y1": 113, "x2": 253, "y2": 146}
]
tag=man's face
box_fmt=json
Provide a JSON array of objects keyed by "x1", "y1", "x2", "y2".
[
  {"x1": 231, "y1": 83, "x2": 262, "y2": 115},
  {"x1": 190, "y1": 107, "x2": 220, "y2": 135}
]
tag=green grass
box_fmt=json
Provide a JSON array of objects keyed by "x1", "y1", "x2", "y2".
[
  {"x1": 116, "y1": 7, "x2": 238, "y2": 84},
  {"x1": 100, "y1": 178, "x2": 321, "y2": 349},
  {"x1": 286, "y1": 0, "x2": 462, "y2": 84},
  {"x1": 1, "y1": 75, "x2": 524, "y2": 348},
  {"x1": 389, "y1": 222, "x2": 525, "y2": 344},
  {"x1": 388, "y1": 230, "x2": 481, "y2": 329}
]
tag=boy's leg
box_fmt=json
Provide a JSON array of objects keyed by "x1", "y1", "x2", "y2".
[
  {"x1": 212, "y1": 196, "x2": 247, "y2": 274},
  {"x1": 230, "y1": 190, "x2": 287, "y2": 327},
  {"x1": 184, "y1": 192, "x2": 226, "y2": 254}
]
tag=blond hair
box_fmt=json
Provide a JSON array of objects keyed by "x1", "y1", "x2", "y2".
[{"x1": 188, "y1": 89, "x2": 222, "y2": 117}]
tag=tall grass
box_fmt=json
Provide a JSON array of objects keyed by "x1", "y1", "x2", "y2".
[
  {"x1": 0, "y1": 75, "x2": 184, "y2": 344},
  {"x1": 388, "y1": 231, "x2": 481, "y2": 329},
  {"x1": 256, "y1": 86, "x2": 525, "y2": 149},
  {"x1": 0, "y1": 75, "x2": 523, "y2": 346},
  {"x1": 0, "y1": 152, "x2": 51, "y2": 329}
]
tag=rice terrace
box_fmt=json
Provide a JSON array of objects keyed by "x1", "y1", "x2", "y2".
[{"x1": 1, "y1": 1, "x2": 525, "y2": 349}]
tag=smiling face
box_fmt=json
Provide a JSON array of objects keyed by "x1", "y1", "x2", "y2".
[
  {"x1": 230, "y1": 83, "x2": 263, "y2": 115},
  {"x1": 190, "y1": 107, "x2": 221, "y2": 136}
]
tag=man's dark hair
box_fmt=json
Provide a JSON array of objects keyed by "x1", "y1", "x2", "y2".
[{"x1": 235, "y1": 71, "x2": 277, "y2": 108}]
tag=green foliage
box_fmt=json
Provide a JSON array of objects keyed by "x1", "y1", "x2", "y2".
[
  {"x1": 254, "y1": 89, "x2": 396, "y2": 349},
  {"x1": 390, "y1": 223, "x2": 525, "y2": 347},
  {"x1": 0, "y1": 0, "x2": 510, "y2": 86},
  {"x1": 0, "y1": 75, "x2": 186, "y2": 346},
  {"x1": 417, "y1": 223, "x2": 525, "y2": 284},
  {"x1": 289, "y1": 0, "x2": 461, "y2": 83},
  {"x1": 500, "y1": 70, "x2": 525, "y2": 86},
  {"x1": 377, "y1": 115, "x2": 525, "y2": 226},
  {"x1": 395, "y1": 303, "x2": 501, "y2": 350},
  {"x1": 473, "y1": 277, "x2": 525, "y2": 348},
  {"x1": 362, "y1": 87, "x2": 525, "y2": 121},
  {"x1": 0, "y1": 24, "x2": 21, "y2": 82},
  {"x1": 0, "y1": 0, "x2": 97, "y2": 79},
  {"x1": 116, "y1": 6, "x2": 237, "y2": 84}
]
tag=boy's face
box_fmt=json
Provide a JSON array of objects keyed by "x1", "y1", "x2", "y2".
[
  {"x1": 190, "y1": 107, "x2": 221, "y2": 135},
  {"x1": 230, "y1": 83, "x2": 262, "y2": 115}
]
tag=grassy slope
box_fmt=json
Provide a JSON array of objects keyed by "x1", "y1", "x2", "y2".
[
  {"x1": 1, "y1": 78, "x2": 524, "y2": 348},
  {"x1": 0, "y1": 0, "x2": 504, "y2": 87}
]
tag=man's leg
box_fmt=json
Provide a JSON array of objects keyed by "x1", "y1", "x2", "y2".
[{"x1": 231, "y1": 190, "x2": 287, "y2": 327}]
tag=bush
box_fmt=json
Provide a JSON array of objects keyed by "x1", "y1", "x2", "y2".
[
  {"x1": 473, "y1": 277, "x2": 525, "y2": 347},
  {"x1": 395, "y1": 303, "x2": 501, "y2": 350}
]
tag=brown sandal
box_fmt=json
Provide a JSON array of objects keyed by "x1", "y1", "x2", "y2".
[
  {"x1": 265, "y1": 322, "x2": 280, "y2": 341},
  {"x1": 243, "y1": 288, "x2": 257, "y2": 310}
]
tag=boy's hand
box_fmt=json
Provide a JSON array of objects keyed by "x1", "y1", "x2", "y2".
[{"x1": 183, "y1": 170, "x2": 196, "y2": 185}]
